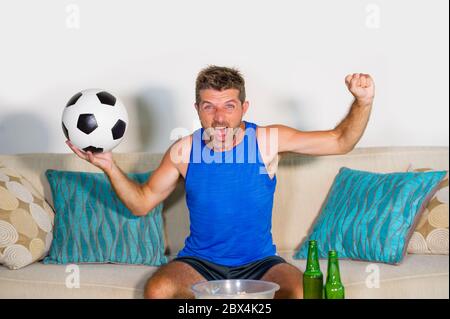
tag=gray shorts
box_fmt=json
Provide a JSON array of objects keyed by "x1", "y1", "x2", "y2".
[{"x1": 173, "y1": 255, "x2": 286, "y2": 281}]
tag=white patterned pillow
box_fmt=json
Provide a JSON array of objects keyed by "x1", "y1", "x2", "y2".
[
  {"x1": 0, "y1": 163, "x2": 55, "y2": 269},
  {"x1": 407, "y1": 166, "x2": 448, "y2": 255}
]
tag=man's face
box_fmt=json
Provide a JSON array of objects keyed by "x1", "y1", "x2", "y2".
[{"x1": 195, "y1": 88, "x2": 249, "y2": 146}]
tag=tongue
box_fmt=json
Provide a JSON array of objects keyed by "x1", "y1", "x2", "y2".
[{"x1": 214, "y1": 128, "x2": 227, "y2": 140}]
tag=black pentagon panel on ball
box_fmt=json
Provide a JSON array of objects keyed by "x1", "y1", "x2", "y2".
[
  {"x1": 66, "y1": 92, "x2": 82, "y2": 107},
  {"x1": 77, "y1": 113, "x2": 98, "y2": 134},
  {"x1": 62, "y1": 122, "x2": 69, "y2": 140},
  {"x1": 96, "y1": 91, "x2": 116, "y2": 106},
  {"x1": 83, "y1": 146, "x2": 103, "y2": 153},
  {"x1": 111, "y1": 119, "x2": 126, "y2": 140}
]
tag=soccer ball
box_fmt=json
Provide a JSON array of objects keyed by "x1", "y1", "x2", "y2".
[{"x1": 61, "y1": 88, "x2": 128, "y2": 153}]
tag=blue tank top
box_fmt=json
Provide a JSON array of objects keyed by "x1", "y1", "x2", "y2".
[{"x1": 177, "y1": 121, "x2": 277, "y2": 266}]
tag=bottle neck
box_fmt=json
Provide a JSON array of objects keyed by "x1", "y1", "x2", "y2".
[
  {"x1": 306, "y1": 244, "x2": 321, "y2": 272},
  {"x1": 326, "y1": 257, "x2": 342, "y2": 283}
]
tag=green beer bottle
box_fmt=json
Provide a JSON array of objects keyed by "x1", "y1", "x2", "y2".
[
  {"x1": 303, "y1": 240, "x2": 324, "y2": 299},
  {"x1": 324, "y1": 250, "x2": 345, "y2": 299}
]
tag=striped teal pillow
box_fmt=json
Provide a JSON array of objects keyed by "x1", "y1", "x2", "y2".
[
  {"x1": 294, "y1": 167, "x2": 446, "y2": 264},
  {"x1": 43, "y1": 169, "x2": 168, "y2": 266}
]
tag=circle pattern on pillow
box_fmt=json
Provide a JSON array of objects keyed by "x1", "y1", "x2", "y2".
[
  {"x1": 408, "y1": 232, "x2": 428, "y2": 254},
  {"x1": 3, "y1": 244, "x2": 33, "y2": 270},
  {"x1": 0, "y1": 163, "x2": 55, "y2": 269},
  {"x1": 407, "y1": 167, "x2": 449, "y2": 255},
  {"x1": 30, "y1": 203, "x2": 53, "y2": 233},
  {"x1": 0, "y1": 220, "x2": 19, "y2": 247},
  {"x1": 10, "y1": 209, "x2": 39, "y2": 238},
  {"x1": 0, "y1": 186, "x2": 19, "y2": 211},
  {"x1": 19, "y1": 178, "x2": 44, "y2": 200},
  {"x1": 6, "y1": 181, "x2": 34, "y2": 204}
]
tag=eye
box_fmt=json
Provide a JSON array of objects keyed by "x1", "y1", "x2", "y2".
[{"x1": 225, "y1": 104, "x2": 235, "y2": 109}]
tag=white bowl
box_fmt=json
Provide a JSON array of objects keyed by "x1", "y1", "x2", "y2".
[{"x1": 191, "y1": 279, "x2": 280, "y2": 299}]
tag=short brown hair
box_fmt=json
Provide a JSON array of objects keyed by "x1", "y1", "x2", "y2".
[{"x1": 195, "y1": 65, "x2": 246, "y2": 105}]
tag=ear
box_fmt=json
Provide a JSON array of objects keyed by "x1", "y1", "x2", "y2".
[
  {"x1": 242, "y1": 101, "x2": 249, "y2": 116},
  {"x1": 194, "y1": 103, "x2": 199, "y2": 112}
]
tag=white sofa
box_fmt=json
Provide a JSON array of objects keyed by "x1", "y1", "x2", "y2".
[{"x1": 0, "y1": 146, "x2": 448, "y2": 299}]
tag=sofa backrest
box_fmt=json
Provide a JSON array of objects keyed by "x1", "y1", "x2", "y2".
[{"x1": 0, "y1": 146, "x2": 448, "y2": 257}]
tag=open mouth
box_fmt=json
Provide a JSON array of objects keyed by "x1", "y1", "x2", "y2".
[
  {"x1": 214, "y1": 126, "x2": 227, "y2": 133},
  {"x1": 213, "y1": 126, "x2": 229, "y2": 139}
]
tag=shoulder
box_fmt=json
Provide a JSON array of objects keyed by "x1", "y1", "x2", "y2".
[
  {"x1": 255, "y1": 124, "x2": 288, "y2": 147},
  {"x1": 255, "y1": 123, "x2": 301, "y2": 159},
  {"x1": 170, "y1": 134, "x2": 192, "y2": 150},
  {"x1": 167, "y1": 134, "x2": 192, "y2": 166},
  {"x1": 255, "y1": 124, "x2": 281, "y2": 164},
  {"x1": 256, "y1": 124, "x2": 290, "y2": 138}
]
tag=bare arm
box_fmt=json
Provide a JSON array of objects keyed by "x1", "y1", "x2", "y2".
[
  {"x1": 272, "y1": 73, "x2": 375, "y2": 156},
  {"x1": 271, "y1": 126, "x2": 343, "y2": 156},
  {"x1": 66, "y1": 140, "x2": 181, "y2": 216},
  {"x1": 334, "y1": 73, "x2": 375, "y2": 152},
  {"x1": 333, "y1": 98, "x2": 373, "y2": 153},
  {"x1": 106, "y1": 150, "x2": 180, "y2": 216}
]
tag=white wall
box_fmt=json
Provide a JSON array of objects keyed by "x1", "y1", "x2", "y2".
[{"x1": 0, "y1": 0, "x2": 448, "y2": 154}]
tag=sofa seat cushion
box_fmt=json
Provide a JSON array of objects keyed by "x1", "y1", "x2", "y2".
[
  {"x1": 1, "y1": 253, "x2": 448, "y2": 299},
  {"x1": 0, "y1": 262, "x2": 157, "y2": 298},
  {"x1": 280, "y1": 251, "x2": 449, "y2": 299}
]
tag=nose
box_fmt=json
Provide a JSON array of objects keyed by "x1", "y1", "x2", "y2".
[{"x1": 213, "y1": 108, "x2": 227, "y2": 123}]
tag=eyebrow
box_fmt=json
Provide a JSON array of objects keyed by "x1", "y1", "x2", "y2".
[{"x1": 201, "y1": 99, "x2": 238, "y2": 105}]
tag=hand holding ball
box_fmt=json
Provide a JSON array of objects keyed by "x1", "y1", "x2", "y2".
[{"x1": 62, "y1": 89, "x2": 128, "y2": 153}]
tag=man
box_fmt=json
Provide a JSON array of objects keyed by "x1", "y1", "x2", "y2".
[{"x1": 67, "y1": 66, "x2": 375, "y2": 299}]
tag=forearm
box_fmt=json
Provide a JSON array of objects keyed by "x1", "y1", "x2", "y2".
[
  {"x1": 104, "y1": 164, "x2": 148, "y2": 216},
  {"x1": 334, "y1": 99, "x2": 373, "y2": 152}
]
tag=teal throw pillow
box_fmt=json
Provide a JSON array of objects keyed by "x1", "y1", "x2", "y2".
[
  {"x1": 43, "y1": 169, "x2": 168, "y2": 266},
  {"x1": 294, "y1": 167, "x2": 446, "y2": 264}
]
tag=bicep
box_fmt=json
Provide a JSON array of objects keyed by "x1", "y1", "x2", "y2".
[
  {"x1": 142, "y1": 147, "x2": 181, "y2": 204},
  {"x1": 273, "y1": 125, "x2": 344, "y2": 156}
]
